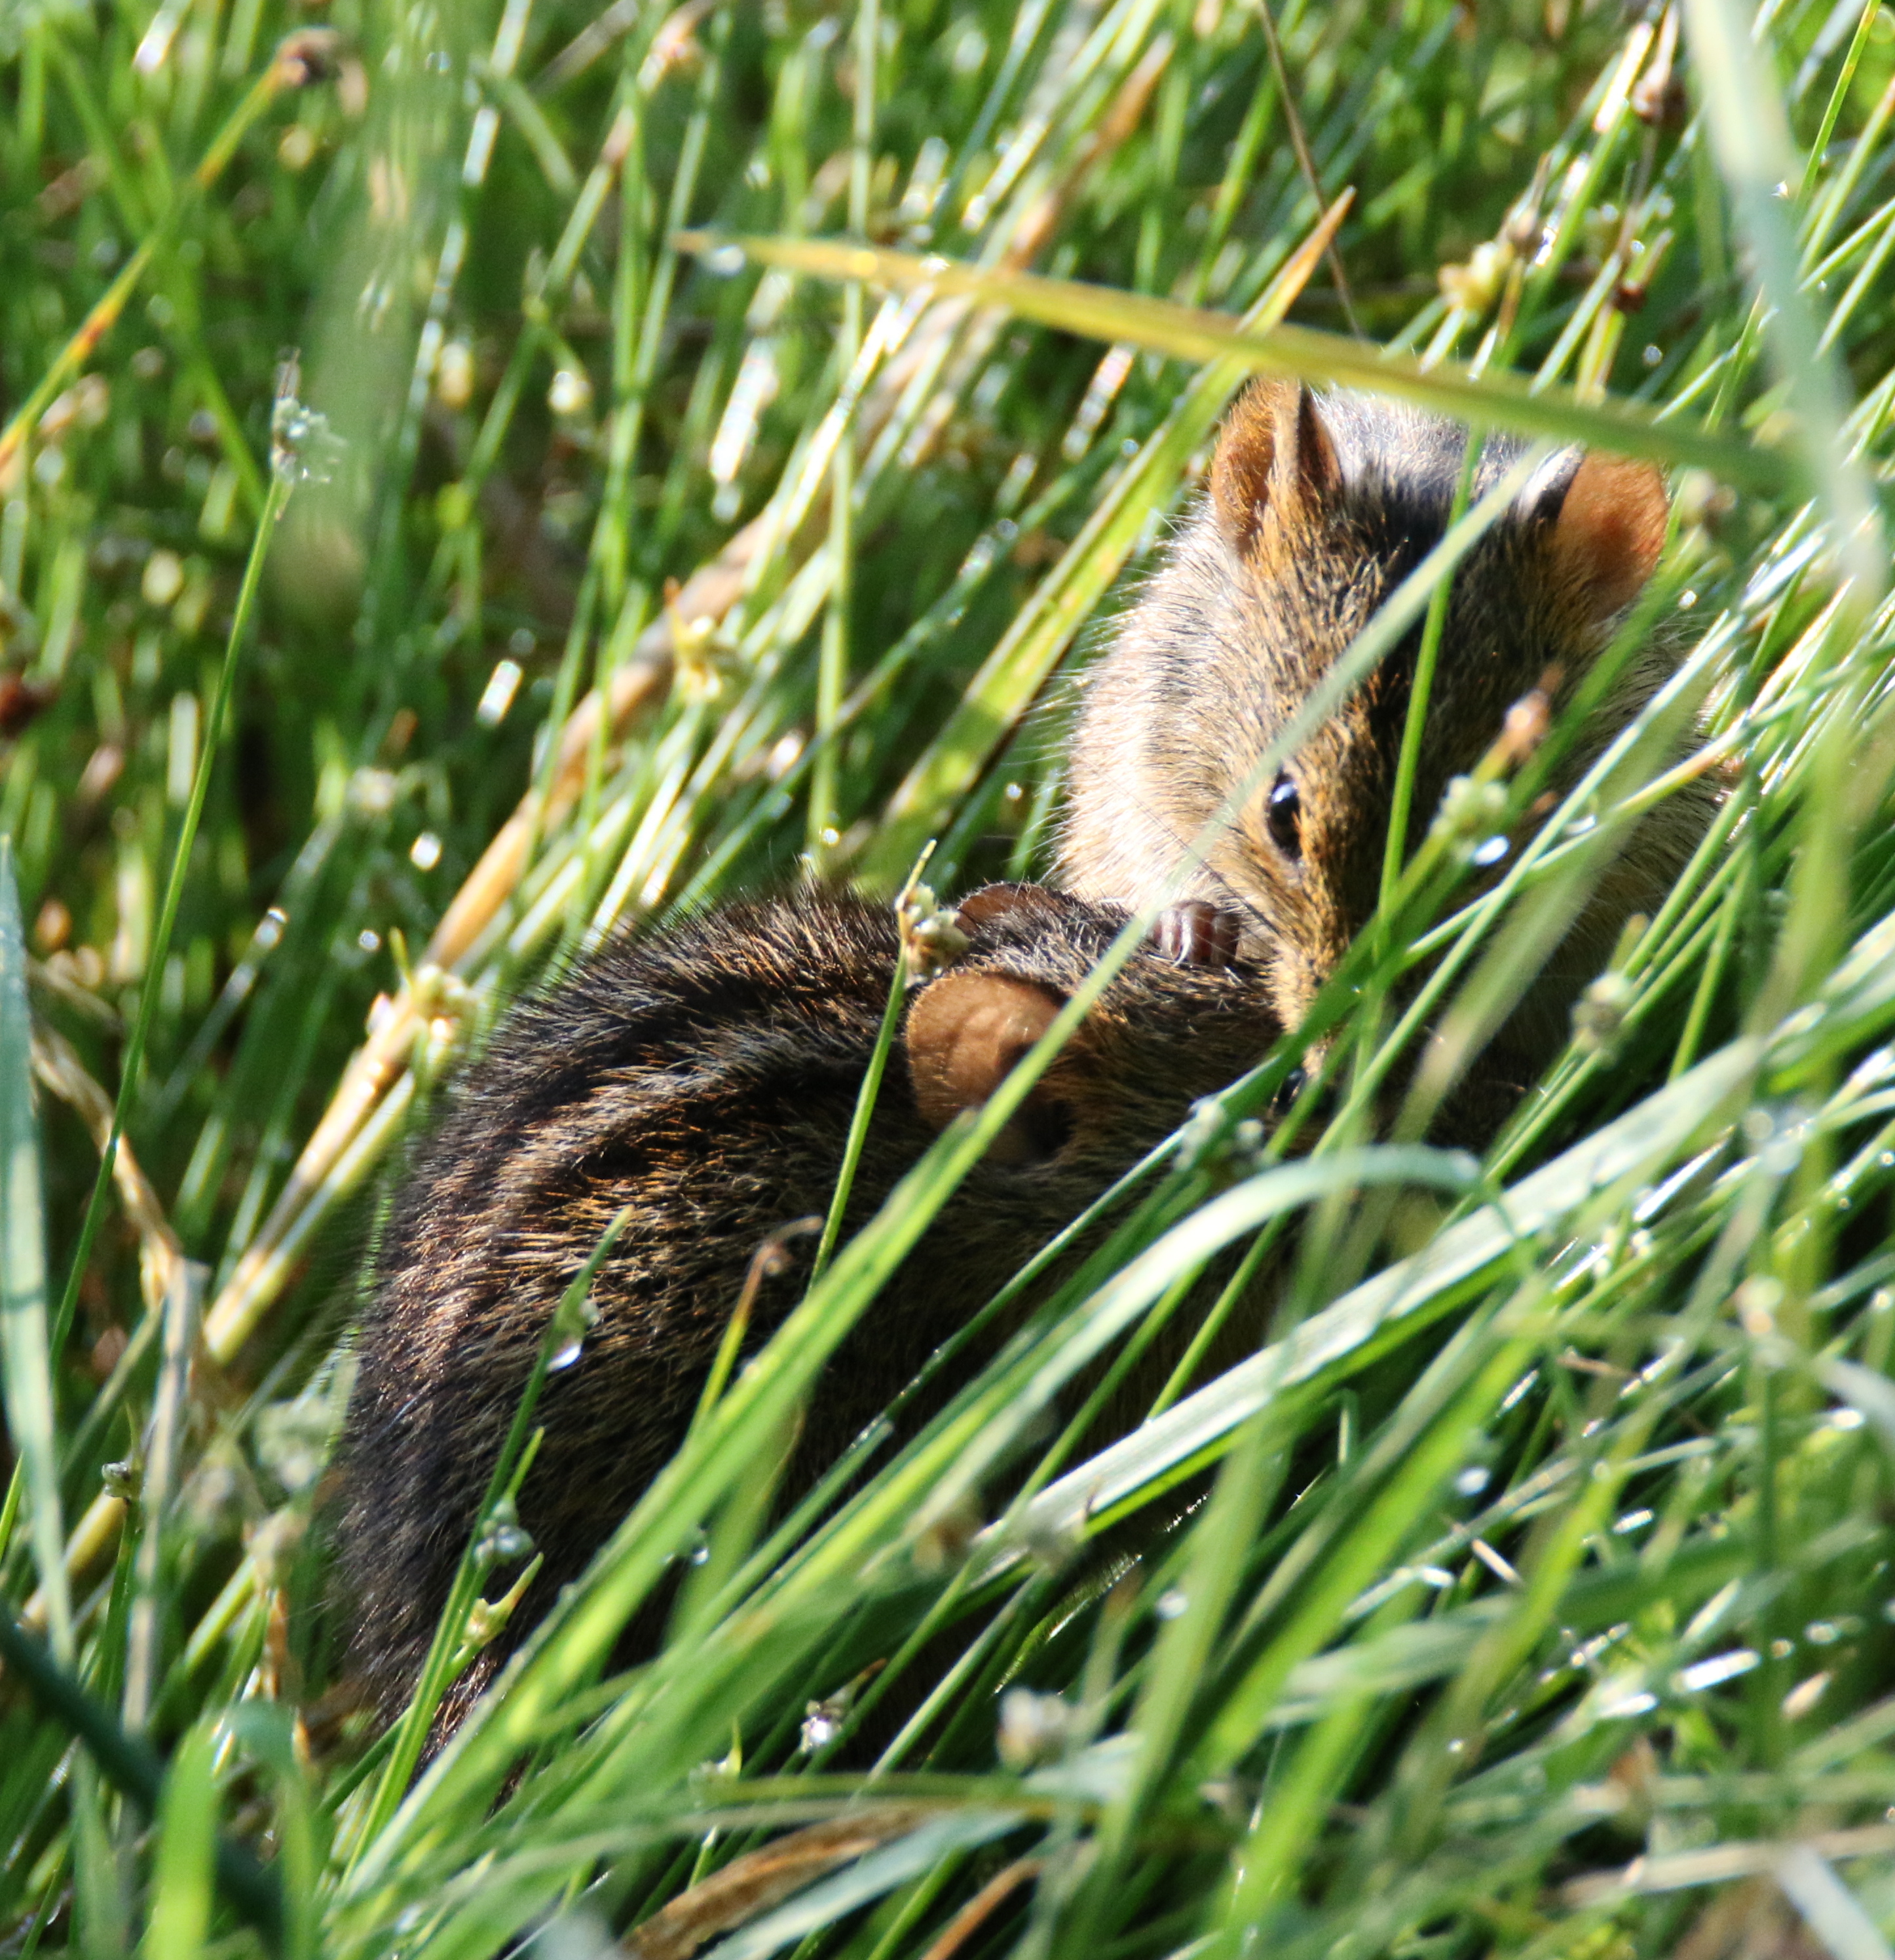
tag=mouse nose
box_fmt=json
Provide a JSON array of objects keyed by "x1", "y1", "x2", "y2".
[
  {"x1": 1268, "y1": 948, "x2": 1337, "y2": 1041},
  {"x1": 1269, "y1": 1064, "x2": 1338, "y2": 1127}
]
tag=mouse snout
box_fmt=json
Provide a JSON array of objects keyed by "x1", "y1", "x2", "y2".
[
  {"x1": 1269, "y1": 1060, "x2": 1340, "y2": 1126},
  {"x1": 1266, "y1": 938, "x2": 1339, "y2": 1035}
]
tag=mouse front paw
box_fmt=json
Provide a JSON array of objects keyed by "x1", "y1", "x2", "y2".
[{"x1": 1152, "y1": 901, "x2": 1241, "y2": 968}]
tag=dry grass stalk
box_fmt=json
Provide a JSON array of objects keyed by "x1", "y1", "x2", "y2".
[
  {"x1": 29, "y1": 1022, "x2": 183, "y2": 1316},
  {"x1": 624, "y1": 1805, "x2": 940, "y2": 1960}
]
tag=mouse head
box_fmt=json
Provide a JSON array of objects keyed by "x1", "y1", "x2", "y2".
[
  {"x1": 901, "y1": 885, "x2": 1285, "y2": 1178},
  {"x1": 1183, "y1": 379, "x2": 1670, "y2": 1031}
]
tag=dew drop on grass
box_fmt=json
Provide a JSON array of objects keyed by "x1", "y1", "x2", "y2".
[
  {"x1": 548, "y1": 368, "x2": 591, "y2": 417},
  {"x1": 1675, "y1": 1648, "x2": 1759, "y2": 1692},
  {"x1": 998, "y1": 1688, "x2": 1074, "y2": 1769},
  {"x1": 478, "y1": 657, "x2": 523, "y2": 726},
  {"x1": 550, "y1": 1339, "x2": 584, "y2": 1372},
  {"x1": 1499, "y1": 1369, "x2": 1539, "y2": 1411},
  {"x1": 1598, "y1": 1688, "x2": 1658, "y2": 1719}
]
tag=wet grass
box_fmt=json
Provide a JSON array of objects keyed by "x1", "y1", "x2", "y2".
[{"x1": 3, "y1": 0, "x2": 1895, "y2": 1953}]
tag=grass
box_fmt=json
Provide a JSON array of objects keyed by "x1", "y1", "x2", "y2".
[{"x1": 3, "y1": 0, "x2": 1895, "y2": 1953}]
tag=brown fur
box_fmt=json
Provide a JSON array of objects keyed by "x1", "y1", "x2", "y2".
[
  {"x1": 333, "y1": 885, "x2": 1282, "y2": 1727},
  {"x1": 1061, "y1": 380, "x2": 1717, "y2": 1085}
]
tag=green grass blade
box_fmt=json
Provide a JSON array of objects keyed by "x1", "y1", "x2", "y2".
[
  {"x1": 143, "y1": 1720, "x2": 218, "y2": 1960},
  {"x1": 679, "y1": 232, "x2": 1790, "y2": 487},
  {"x1": 0, "y1": 840, "x2": 69, "y2": 1657},
  {"x1": 990, "y1": 1035, "x2": 1762, "y2": 1557},
  {"x1": 1682, "y1": 0, "x2": 1885, "y2": 601}
]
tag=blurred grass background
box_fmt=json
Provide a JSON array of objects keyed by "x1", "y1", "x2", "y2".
[{"x1": 5, "y1": 0, "x2": 1895, "y2": 1951}]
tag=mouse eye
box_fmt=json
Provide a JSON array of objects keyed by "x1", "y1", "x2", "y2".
[{"x1": 1265, "y1": 769, "x2": 1302, "y2": 857}]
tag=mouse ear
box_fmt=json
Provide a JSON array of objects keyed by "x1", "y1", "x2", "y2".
[
  {"x1": 1538, "y1": 451, "x2": 1670, "y2": 619},
  {"x1": 906, "y1": 972, "x2": 1073, "y2": 1166},
  {"x1": 952, "y1": 883, "x2": 1041, "y2": 930},
  {"x1": 1210, "y1": 380, "x2": 1343, "y2": 555}
]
